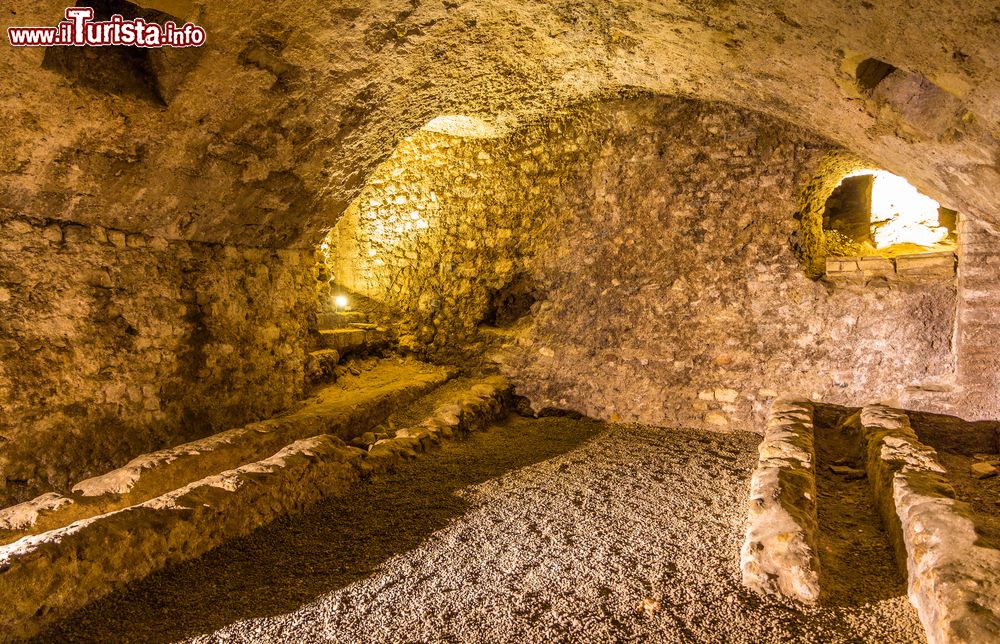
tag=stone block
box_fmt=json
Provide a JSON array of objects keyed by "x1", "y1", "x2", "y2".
[
  {"x1": 824, "y1": 255, "x2": 897, "y2": 282},
  {"x1": 305, "y1": 349, "x2": 340, "y2": 384},
  {"x1": 107, "y1": 230, "x2": 127, "y2": 248},
  {"x1": 741, "y1": 398, "x2": 820, "y2": 604},
  {"x1": 714, "y1": 387, "x2": 739, "y2": 403},
  {"x1": 859, "y1": 405, "x2": 1000, "y2": 644},
  {"x1": 824, "y1": 257, "x2": 860, "y2": 276},
  {"x1": 971, "y1": 461, "x2": 997, "y2": 479},
  {"x1": 703, "y1": 410, "x2": 730, "y2": 427},
  {"x1": 857, "y1": 256, "x2": 895, "y2": 277},
  {"x1": 896, "y1": 252, "x2": 956, "y2": 279},
  {"x1": 316, "y1": 328, "x2": 367, "y2": 352},
  {"x1": 63, "y1": 225, "x2": 91, "y2": 244}
]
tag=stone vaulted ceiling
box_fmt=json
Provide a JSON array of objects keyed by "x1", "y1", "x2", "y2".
[{"x1": 2, "y1": 0, "x2": 999, "y2": 248}]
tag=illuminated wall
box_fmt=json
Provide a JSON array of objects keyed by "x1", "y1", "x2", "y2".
[
  {"x1": 320, "y1": 110, "x2": 594, "y2": 355},
  {"x1": 0, "y1": 220, "x2": 314, "y2": 504},
  {"x1": 323, "y1": 95, "x2": 958, "y2": 430},
  {"x1": 806, "y1": 164, "x2": 958, "y2": 269}
]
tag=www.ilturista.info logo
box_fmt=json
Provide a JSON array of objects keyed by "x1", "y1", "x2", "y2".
[{"x1": 8, "y1": 7, "x2": 205, "y2": 48}]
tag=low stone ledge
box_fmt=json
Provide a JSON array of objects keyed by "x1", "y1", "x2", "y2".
[
  {"x1": 740, "y1": 397, "x2": 821, "y2": 604},
  {"x1": 0, "y1": 436, "x2": 365, "y2": 640},
  {"x1": 361, "y1": 376, "x2": 512, "y2": 475},
  {"x1": 859, "y1": 405, "x2": 1000, "y2": 644},
  {"x1": 0, "y1": 360, "x2": 452, "y2": 546},
  {"x1": 0, "y1": 376, "x2": 513, "y2": 639},
  {"x1": 825, "y1": 251, "x2": 957, "y2": 283}
]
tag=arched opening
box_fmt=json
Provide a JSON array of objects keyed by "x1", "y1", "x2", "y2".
[
  {"x1": 797, "y1": 153, "x2": 959, "y2": 280},
  {"x1": 823, "y1": 170, "x2": 957, "y2": 257}
]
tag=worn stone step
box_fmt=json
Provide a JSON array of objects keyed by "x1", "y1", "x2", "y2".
[
  {"x1": 316, "y1": 311, "x2": 368, "y2": 330},
  {"x1": 0, "y1": 376, "x2": 513, "y2": 639},
  {"x1": 316, "y1": 327, "x2": 388, "y2": 354},
  {"x1": 0, "y1": 358, "x2": 452, "y2": 545}
]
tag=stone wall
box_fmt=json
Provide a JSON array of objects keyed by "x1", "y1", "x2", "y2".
[
  {"x1": 955, "y1": 217, "x2": 1000, "y2": 419},
  {"x1": 6, "y1": 0, "x2": 1000, "y2": 249},
  {"x1": 327, "y1": 95, "x2": 959, "y2": 432},
  {"x1": 0, "y1": 213, "x2": 314, "y2": 503},
  {"x1": 322, "y1": 111, "x2": 594, "y2": 355}
]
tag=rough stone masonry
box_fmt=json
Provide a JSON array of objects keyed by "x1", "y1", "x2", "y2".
[
  {"x1": 2, "y1": 2, "x2": 1000, "y2": 643},
  {"x1": 324, "y1": 95, "x2": 957, "y2": 432}
]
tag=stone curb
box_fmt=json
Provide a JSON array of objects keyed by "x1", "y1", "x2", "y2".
[
  {"x1": 740, "y1": 397, "x2": 821, "y2": 604},
  {"x1": 0, "y1": 376, "x2": 512, "y2": 640},
  {"x1": 0, "y1": 436, "x2": 364, "y2": 641},
  {"x1": 0, "y1": 361, "x2": 452, "y2": 544},
  {"x1": 859, "y1": 405, "x2": 1000, "y2": 644},
  {"x1": 362, "y1": 377, "x2": 511, "y2": 474}
]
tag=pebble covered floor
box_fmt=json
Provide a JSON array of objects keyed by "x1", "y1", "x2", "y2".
[{"x1": 38, "y1": 417, "x2": 925, "y2": 643}]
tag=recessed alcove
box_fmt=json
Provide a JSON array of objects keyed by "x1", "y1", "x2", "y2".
[
  {"x1": 41, "y1": 0, "x2": 202, "y2": 105},
  {"x1": 855, "y1": 58, "x2": 897, "y2": 93},
  {"x1": 823, "y1": 170, "x2": 957, "y2": 258},
  {"x1": 798, "y1": 155, "x2": 960, "y2": 282}
]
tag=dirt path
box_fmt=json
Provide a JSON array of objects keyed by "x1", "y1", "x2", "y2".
[
  {"x1": 35, "y1": 418, "x2": 925, "y2": 643},
  {"x1": 813, "y1": 422, "x2": 908, "y2": 606}
]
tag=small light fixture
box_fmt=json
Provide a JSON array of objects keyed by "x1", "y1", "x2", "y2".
[{"x1": 335, "y1": 295, "x2": 348, "y2": 310}]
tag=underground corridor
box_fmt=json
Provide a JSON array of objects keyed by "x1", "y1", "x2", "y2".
[{"x1": 2, "y1": 1, "x2": 1000, "y2": 643}]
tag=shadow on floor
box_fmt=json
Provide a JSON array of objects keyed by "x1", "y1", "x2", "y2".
[
  {"x1": 811, "y1": 403, "x2": 1000, "y2": 604},
  {"x1": 32, "y1": 416, "x2": 603, "y2": 644}
]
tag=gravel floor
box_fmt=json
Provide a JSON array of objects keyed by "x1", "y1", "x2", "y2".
[{"x1": 38, "y1": 417, "x2": 925, "y2": 643}]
